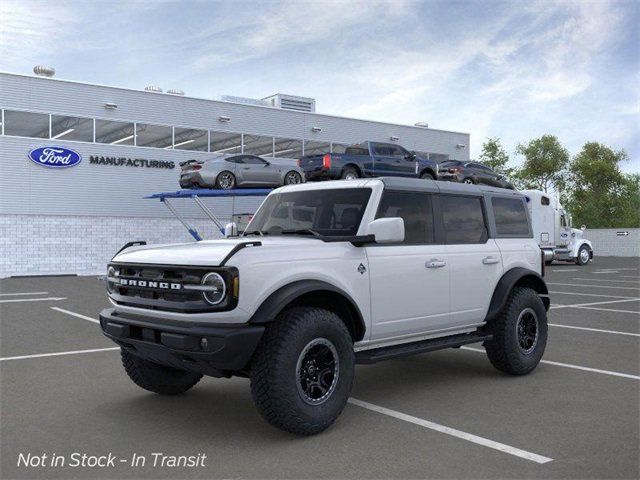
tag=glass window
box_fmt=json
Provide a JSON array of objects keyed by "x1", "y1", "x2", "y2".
[
  {"x1": 242, "y1": 155, "x2": 268, "y2": 165},
  {"x1": 51, "y1": 115, "x2": 93, "y2": 142},
  {"x1": 345, "y1": 146, "x2": 369, "y2": 156},
  {"x1": 441, "y1": 195, "x2": 487, "y2": 244},
  {"x1": 136, "y1": 123, "x2": 172, "y2": 148},
  {"x1": 225, "y1": 156, "x2": 243, "y2": 164},
  {"x1": 95, "y1": 119, "x2": 134, "y2": 145},
  {"x1": 245, "y1": 188, "x2": 372, "y2": 237},
  {"x1": 173, "y1": 127, "x2": 208, "y2": 151},
  {"x1": 372, "y1": 143, "x2": 391, "y2": 156},
  {"x1": 210, "y1": 131, "x2": 242, "y2": 154},
  {"x1": 541, "y1": 196, "x2": 550, "y2": 206},
  {"x1": 331, "y1": 143, "x2": 349, "y2": 154},
  {"x1": 376, "y1": 191, "x2": 434, "y2": 244},
  {"x1": 492, "y1": 197, "x2": 530, "y2": 236},
  {"x1": 273, "y1": 137, "x2": 303, "y2": 159},
  {"x1": 4, "y1": 110, "x2": 49, "y2": 138},
  {"x1": 243, "y1": 134, "x2": 273, "y2": 156},
  {"x1": 389, "y1": 145, "x2": 409, "y2": 158},
  {"x1": 304, "y1": 140, "x2": 330, "y2": 156}
]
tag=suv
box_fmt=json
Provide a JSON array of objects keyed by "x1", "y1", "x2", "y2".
[
  {"x1": 438, "y1": 160, "x2": 515, "y2": 189},
  {"x1": 100, "y1": 178, "x2": 549, "y2": 435}
]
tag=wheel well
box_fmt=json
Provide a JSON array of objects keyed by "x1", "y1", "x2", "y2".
[
  {"x1": 285, "y1": 290, "x2": 365, "y2": 342},
  {"x1": 343, "y1": 164, "x2": 362, "y2": 176},
  {"x1": 486, "y1": 269, "x2": 550, "y2": 321},
  {"x1": 419, "y1": 167, "x2": 436, "y2": 178}
]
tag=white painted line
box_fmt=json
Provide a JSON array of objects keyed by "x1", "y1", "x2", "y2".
[
  {"x1": 0, "y1": 291, "x2": 49, "y2": 296},
  {"x1": 549, "y1": 291, "x2": 636, "y2": 299},
  {"x1": 620, "y1": 275, "x2": 640, "y2": 279},
  {"x1": 573, "y1": 278, "x2": 639, "y2": 285},
  {"x1": 594, "y1": 271, "x2": 619, "y2": 275},
  {"x1": 348, "y1": 398, "x2": 553, "y2": 464},
  {"x1": 572, "y1": 305, "x2": 639, "y2": 315},
  {"x1": 0, "y1": 347, "x2": 119, "y2": 362},
  {"x1": 550, "y1": 269, "x2": 578, "y2": 272},
  {"x1": 547, "y1": 282, "x2": 640, "y2": 291},
  {"x1": 595, "y1": 268, "x2": 638, "y2": 272},
  {"x1": 0, "y1": 297, "x2": 67, "y2": 304},
  {"x1": 550, "y1": 297, "x2": 640, "y2": 310},
  {"x1": 461, "y1": 347, "x2": 640, "y2": 380},
  {"x1": 549, "y1": 323, "x2": 640, "y2": 337},
  {"x1": 50, "y1": 307, "x2": 99, "y2": 324}
]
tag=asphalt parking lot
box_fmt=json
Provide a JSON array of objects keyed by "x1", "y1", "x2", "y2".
[{"x1": 1, "y1": 257, "x2": 638, "y2": 479}]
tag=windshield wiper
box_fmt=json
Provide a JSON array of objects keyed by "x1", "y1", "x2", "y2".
[{"x1": 281, "y1": 228, "x2": 322, "y2": 237}]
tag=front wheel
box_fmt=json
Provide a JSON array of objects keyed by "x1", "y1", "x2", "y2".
[
  {"x1": 121, "y1": 349, "x2": 202, "y2": 395},
  {"x1": 284, "y1": 171, "x2": 303, "y2": 185},
  {"x1": 575, "y1": 245, "x2": 591, "y2": 265},
  {"x1": 250, "y1": 307, "x2": 354, "y2": 435},
  {"x1": 215, "y1": 171, "x2": 236, "y2": 189},
  {"x1": 463, "y1": 177, "x2": 475, "y2": 184},
  {"x1": 420, "y1": 172, "x2": 435, "y2": 180},
  {"x1": 484, "y1": 287, "x2": 548, "y2": 375}
]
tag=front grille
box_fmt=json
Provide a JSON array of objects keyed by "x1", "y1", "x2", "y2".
[{"x1": 108, "y1": 263, "x2": 237, "y2": 313}]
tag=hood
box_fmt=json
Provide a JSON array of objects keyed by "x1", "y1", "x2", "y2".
[
  {"x1": 571, "y1": 228, "x2": 584, "y2": 239},
  {"x1": 112, "y1": 236, "x2": 322, "y2": 267}
]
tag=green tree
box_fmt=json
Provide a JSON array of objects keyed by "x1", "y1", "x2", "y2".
[
  {"x1": 478, "y1": 137, "x2": 513, "y2": 176},
  {"x1": 515, "y1": 135, "x2": 569, "y2": 192},
  {"x1": 567, "y1": 142, "x2": 638, "y2": 228}
]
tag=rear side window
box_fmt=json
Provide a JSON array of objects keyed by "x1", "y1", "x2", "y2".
[
  {"x1": 492, "y1": 197, "x2": 530, "y2": 236},
  {"x1": 345, "y1": 147, "x2": 369, "y2": 155},
  {"x1": 441, "y1": 195, "x2": 487, "y2": 244},
  {"x1": 376, "y1": 191, "x2": 434, "y2": 244},
  {"x1": 541, "y1": 196, "x2": 550, "y2": 206}
]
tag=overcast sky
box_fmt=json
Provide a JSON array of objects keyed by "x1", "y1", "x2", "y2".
[{"x1": 1, "y1": 0, "x2": 638, "y2": 172}]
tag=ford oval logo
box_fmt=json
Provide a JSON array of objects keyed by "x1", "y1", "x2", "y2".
[{"x1": 28, "y1": 146, "x2": 82, "y2": 168}]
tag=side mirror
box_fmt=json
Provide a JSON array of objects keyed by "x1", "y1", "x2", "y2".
[
  {"x1": 367, "y1": 217, "x2": 404, "y2": 244},
  {"x1": 224, "y1": 222, "x2": 238, "y2": 238}
]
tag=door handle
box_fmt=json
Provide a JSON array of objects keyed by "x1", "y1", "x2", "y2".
[
  {"x1": 426, "y1": 259, "x2": 446, "y2": 268},
  {"x1": 482, "y1": 256, "x2": 500, "y2": 265}
]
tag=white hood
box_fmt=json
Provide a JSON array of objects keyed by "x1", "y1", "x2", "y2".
[{"x1": 112, "y1": 236, "x2": 322, "y2": 266}]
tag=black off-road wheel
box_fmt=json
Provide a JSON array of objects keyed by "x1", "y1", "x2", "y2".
[
  {"x1": 121, "y1": 349, "x2": 202, "y2": 395},
  {"x1": 250, "y1": 307, "x2": 355, "y2": 436},
  {"x1": 484, "y1": 287, "x2": 548, "y2": 375},
  {"x1": 420, "y1": 172, "x2": 435, "y2": 180},
  {"x1": 341, "y1": 167, "x2": 359, "y2": 180},
  {"x1": 215, "y1": 171, "x2": 236, "y2": 190}
]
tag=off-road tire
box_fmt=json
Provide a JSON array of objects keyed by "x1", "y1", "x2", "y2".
[
  {"x1": 250, "y1": 307, "x2": 355, "y2": 435},
  {"x1": 121, "y1": 349, "x2": 202, "y2": 395},
  {"x1": 420, "y1": 172, "x2": 435, "y2": 180},
  {"x1": 575, "y1": 245, "x2": 591, "y2": 265},
  {"x1": 484, "y1": 287, "x2": 547, "y2": 375},
  {"x1": 215, "y1": 171, "x2": 236, "y2": 190},
  {"x1": 341, "y1": 167, "x2": 359, "y2": 180}
]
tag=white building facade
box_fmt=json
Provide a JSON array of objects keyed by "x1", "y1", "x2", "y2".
[{"x1": 0, "y1": 72, "x2": 470, "y2": 277}]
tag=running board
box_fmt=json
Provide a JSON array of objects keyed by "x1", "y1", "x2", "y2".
[{"x1": 355, "y1": 331, "x2": 491, "y2": 364}]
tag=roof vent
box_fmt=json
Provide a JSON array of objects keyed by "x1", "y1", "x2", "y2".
[
  {"x1": 144, "y1": 85, "x2": 163, "y2": 93},
  {"x1": 33, "y1": 65, "x2": 55, "y2": 77},
  {"x1": 414, "y1": 122, "x2": 429, "y2": 128},
  {"x1": 262, "y1": 93, "x2": 316, "y2": 113},
  {"x1": 218, "y1": 95, "x2": 270, "y2": 107},
  {"x1": 167, "y1": 89, "x2": 184, "y2": 96}
]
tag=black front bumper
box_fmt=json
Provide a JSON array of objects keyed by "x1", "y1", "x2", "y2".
[{"x1": 99, "y1": 308, "x2": 264, "y2": 377}]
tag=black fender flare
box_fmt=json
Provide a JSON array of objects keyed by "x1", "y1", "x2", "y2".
[
  {"x1": 419, "y1": 167, "x2": 437, "y2": 178},
  {"x1": 248, "y1": 280, "x2": 366, "y2": 340},
  {"x1": 485, "y1": 268, "x2": 549, "y2": 322}
]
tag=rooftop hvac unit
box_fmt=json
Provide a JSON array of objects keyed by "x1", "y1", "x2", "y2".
[
  {"x1": 167, "y1": 89, "x2": 184, "y2": 96},
  {"x1": 33, "y1": 65, "x2": 55, "y2": 77},
  {"x1": 218, "y1": 95, "x2": 270, "y2": 107},
  {"x1": 262, "y1": 93, "x2": 316, "y2": 113},
  {"x1": 144, "y1": 85, "x2": 163, "y2": 93}
]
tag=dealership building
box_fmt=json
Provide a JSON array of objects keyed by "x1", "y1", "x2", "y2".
[{"x1": 0, "y1": 69, "x2": 470, "y2": 277}]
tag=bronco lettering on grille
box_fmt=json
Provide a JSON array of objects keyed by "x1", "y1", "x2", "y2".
[{"x1": 119, "y1": 278, "x2": 182, "y2": 290}]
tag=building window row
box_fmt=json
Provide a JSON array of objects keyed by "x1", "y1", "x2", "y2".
[{"x1": 0, "y1": 109, "x2": 352, "y2": 157}]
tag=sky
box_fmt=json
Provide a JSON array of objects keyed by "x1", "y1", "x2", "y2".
[{"x1": 1, "y1": 0, "x2": 638, "y2": 172}]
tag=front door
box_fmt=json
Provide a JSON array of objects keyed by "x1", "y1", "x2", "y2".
[
  {"x1": 240, "y1": 156, "x2": 279, "y2": 185},
  {"x1": 366, "y1": 190, "x2": 451, "y2": 342}
]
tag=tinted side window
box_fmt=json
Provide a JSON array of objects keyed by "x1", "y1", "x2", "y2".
[
  {"x1": 492, "y1": 197, "x2": 530, "y2": 236},
  {"x1": 376, "y1": 191, "x2": 434, "y2": 244},
  {"x1": 441, "y1": 195, "x2": 487, "y2": 244},
  {"x1": 226, "y1": 156, "x2": 242, "y2": 163},
  {"x1": 242, "y1": 156, "x2": 267, "y2": 165}
]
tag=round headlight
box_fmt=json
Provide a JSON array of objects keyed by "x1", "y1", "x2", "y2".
[
  {"x1": 106, "y1": 266, "x2": 117, "y2": 294},
  {"x1": 201, "y1": 272, "x2": 226, "y2": 305}
]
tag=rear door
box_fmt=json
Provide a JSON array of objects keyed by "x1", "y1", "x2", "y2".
[
  {"x1": 366, "y1": 190, "x2": 450, "y2": 342},
  {"x1": 438, "y1": 194, "x2": 502, "y2": 327},
  {"x1": 370, "y1": 143, "x2": 396, "y2": 177}
]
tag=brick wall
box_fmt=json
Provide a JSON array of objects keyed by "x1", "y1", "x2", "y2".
[
  {"x1": 583, "y1": 228, "x2": 640, "y2": 257},
  {"x1": 0, "y1": 215, "x2": 224, "y2": 277}
]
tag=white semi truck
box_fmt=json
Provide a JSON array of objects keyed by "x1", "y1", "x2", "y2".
[{"x1": 522, "y1": 190, "x2": 593, "y2": 265}]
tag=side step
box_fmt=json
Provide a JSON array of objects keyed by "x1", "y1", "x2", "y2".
[{"x1": 355, "y1": 331, "x2": 491, "y2": 364}]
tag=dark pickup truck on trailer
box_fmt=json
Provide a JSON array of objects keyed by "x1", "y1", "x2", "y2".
[{"x1": 298, "y1": 141, "x2": 439, "y2": 181}]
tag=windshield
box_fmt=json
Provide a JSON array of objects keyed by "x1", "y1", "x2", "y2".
[{"x1": 244, "y1": 188, "x2": 372, "y2": 237}]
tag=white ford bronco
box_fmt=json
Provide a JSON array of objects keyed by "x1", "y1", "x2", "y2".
[{"x1": 100, "y1": 178, "x2": 550, "y2": 435}]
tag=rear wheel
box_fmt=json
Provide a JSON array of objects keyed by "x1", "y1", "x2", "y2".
[
  {"x1": 215, "y1": 171, "x2": 236, "y2": 189},
  {"x1": 463, "y1": 177, "x2": 475, "y2": 184},
  {"x1": 250, "y1": 307, "x2": 354, "y2": 435},
  {"x1": 484, "y1": 287, "x2": 547, "y2": 375},
  {"x1": 420, "y1": 172, "x2": 435, "y2": 180},
  {"x1": 284, "y1": 171, "x2": 303, "y2": 185},
  {"x1": 575, "y1": 245, "x2": 591, "y2": 265},
  {"x1": 341, "y1": 167, "x2": 359, "y2": 180},
  {"x1": 121, "y1": 349, "x2": 202, "y2": 395}
]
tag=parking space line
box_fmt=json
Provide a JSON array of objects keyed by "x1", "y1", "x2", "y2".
[
  {"x1": 461, "y1": 347, "x2": 640, "y2": 380},
  {"x1": 549, "y1": 291, "x2": 636, "y2": 299},
  {"x1": 550, "y1": 269, "x2": 578, "y2": 272},
  {"x1": 572, "y1": 305, "x2": 639, "y2": 315},
  {"x1": 0, "y1": 347, "x2": 119, "y2": 362},
  {"x1": 549, "y1": 323, "x2": 640, "y2": 337},
  {"x1": 0, "y1": 291, "x2": 49, "y2": 296},
  {"x1": 550, "y1": 298, "x2": 640, "y2": 310},
  {"x1": 348, "y1": 398, "x2": 553, "y2": 464},
  {"x1": 572, "y1": 278, "x2": 640, "y2": 284},
  {"x1": 547, "y1": 282, "x2": 640, "y2": 291},
  {"x1": 0, "y1": 297, "x2": 67, "y2": 304},
  {"x1": 620, "y1": 275, "x2": 640, "y2": 279},
  {"x1": 51, "y1": 307, "x2": 99, "y2": 324}
]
